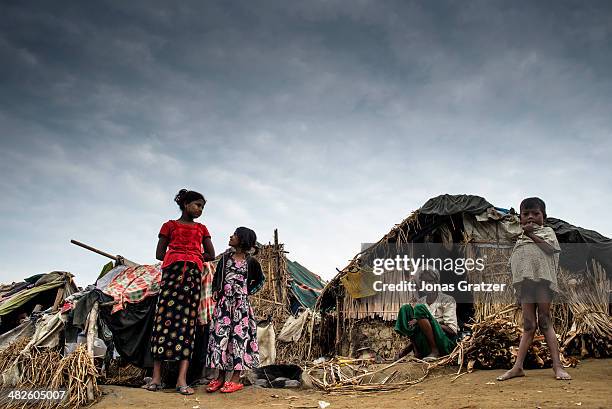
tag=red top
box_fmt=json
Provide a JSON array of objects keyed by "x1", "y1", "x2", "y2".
[{"x1": 159, "y1": 220, "x2": 211, "y2": 272}]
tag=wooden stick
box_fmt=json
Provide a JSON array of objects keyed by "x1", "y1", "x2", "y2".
[
  {"x1": 335, "y1": 298, "x2": 342, "y2": 352},
  {"x1": 52, "y1": 287, "x2": 65, "y2": 312},
  {"x1": 71, "y1": 239, "x2": 118, "y2": 261},
  {"x1": 71, "y1": 239, "x2": 138, "y2": 266},
  {"x1": 307, "y1": 311, "x2": 315, "y2": 360},
  {"x1": 254, "y1": 297, "x2": 285, "y2": 306},
  {"x1": 274, "y1": 229, "x2": 282, "y2": 302}
]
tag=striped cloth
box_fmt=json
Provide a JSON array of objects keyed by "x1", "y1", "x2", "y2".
[
  {"x1": 198, "y1": 262, "x2": 215, "y2": 325},
  {"x1": 103, "y1": 264, "x2": 162, "y2": 314}
]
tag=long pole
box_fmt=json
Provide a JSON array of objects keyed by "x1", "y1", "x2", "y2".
[
  {"x1": 274, "y1": 229, "x2": 283, "y2": 303},
  {"x1": 71, "y1": 239, "x2": 139, "y2": 267},
  {"x1": 71, "y1": 239, "x2": 118, "y2": 261}
]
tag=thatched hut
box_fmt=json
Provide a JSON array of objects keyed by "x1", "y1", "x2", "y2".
[
  {"x1": 316, "y1": 194, "x2": 612, "y2": 361},
  {"x1": 245, "y1": 230, "x2": 326, "y2": 363}
]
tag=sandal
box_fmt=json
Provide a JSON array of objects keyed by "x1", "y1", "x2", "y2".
[
  {"x1": 176, "y1": 385, "x2": 194, "y2": 395},
  {"x1": 206, "y1": 379, "x2": 223, "y2": 393},
  {"x1": 220, "y1": 381, "x2": 244, "y2": 393},
  {"x1": 145, "y1": 383, "x2": 164, "y2": 392}
]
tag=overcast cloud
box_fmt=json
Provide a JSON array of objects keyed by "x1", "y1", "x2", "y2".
[{"x1": 1, "y1": 0, "x2": 611, "y2": 285}]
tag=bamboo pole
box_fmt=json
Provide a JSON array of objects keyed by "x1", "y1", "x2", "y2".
[
  {"x1": 254, "y1": 298, "x2": 284, "y2": 306},
  {"x1": 307, "y1": 310, "x2": 316, "y2": 360},
  {"x1": 71, "y1": 240, "x2": 118, "y2": 261},
  {"x1": 335, "y1": 297, "x2": 343, "y2": 352},
  {"x1": 274, "y1": 229, "x2": 283, "y2": 303},
  {"x1": 70, "y1": 239, "x2": 138, "y2": 266},
  {"x1": 52, "y1": 287, "x2": 65, "y2": 312}
]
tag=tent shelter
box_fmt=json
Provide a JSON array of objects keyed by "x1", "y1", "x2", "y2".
[
  {"x1": 0, "y1": 271, "x2": 77, "y2": 334},
  {"x1": 0, "y1": 257, "x2": 166, "y2": 407}
]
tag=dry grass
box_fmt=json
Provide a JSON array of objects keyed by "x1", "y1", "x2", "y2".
[
  {"x1": 1, "y1": 341, "x2": 100, "y2": 409},
  {"x1": 101, "y1": 361, "x2": 146, "y2": 387},
  {"x1": 306, "y1": 355, "x2": 431, "y2": 393}
]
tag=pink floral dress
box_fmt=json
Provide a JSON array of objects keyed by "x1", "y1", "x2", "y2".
[{"x1": 207, "y1": 257, "x2": 259, "y2": 370}]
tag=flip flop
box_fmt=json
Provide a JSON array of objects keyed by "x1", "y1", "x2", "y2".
[
  {"x1": 145, "y1": 383, "x2": 164, "y2": 391},
  {"x1": 176, "y1": 385, "x2": 195, "y2": 395}
]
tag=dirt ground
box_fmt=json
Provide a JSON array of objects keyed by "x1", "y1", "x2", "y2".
[{"x1": 94, "y1": 359, "x2": 611, "y2": 409}]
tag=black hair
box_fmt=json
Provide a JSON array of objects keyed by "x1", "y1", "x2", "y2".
[
  {"x1": 234, "y1": 226, "x2": 258, "y2": 254},
  {"x1": 174, "y1": 189, "x2": 206, "y2": 211},
  {"x1": 520, "y1": 197, "x2": 547, "y2": 219}
]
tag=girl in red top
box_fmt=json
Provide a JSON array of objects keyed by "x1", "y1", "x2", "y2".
[{"x1": 148, "y1": 189, "x2": 215, "y2": 395}]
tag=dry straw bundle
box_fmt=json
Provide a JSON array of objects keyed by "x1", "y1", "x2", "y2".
[
  {"x1": 0, "y1": 336, "x2": 30, "y2": 375},
  {"x1": 560, "y1": 261, "x2": 612, "y2": 358},
  {"x1": 101, "y1": 361, "x2": 146, "y2": 387},
  {"x1": 48, "y1": 344, "x2": 101, "y2": 409},
  {"x1": 15, "y1": 346, "x2": 63, "y2": 389},
  {"x1": 1, "y1": 342, "x2": 100, "y2": 409}
]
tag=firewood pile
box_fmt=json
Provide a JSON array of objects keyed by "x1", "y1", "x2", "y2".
[
  {"x1": 434, "y1": 307, "x2": 579, "y2": 373},
  {"x1": 462, "y1": 314, "x2": 523, "y2": 370},
  {"x1": 562, "y1": 332, "x2": 611, "y2": 358}
]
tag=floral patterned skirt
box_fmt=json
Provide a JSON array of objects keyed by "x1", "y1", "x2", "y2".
[
  {"x1": 150, "y1": 262, "x2": 201, "y2": 361},
  {"x1": 207, "y1": 293, "x2": 259, "y2": 371}
]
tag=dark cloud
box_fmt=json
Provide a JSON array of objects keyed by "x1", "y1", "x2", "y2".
[{"x1": 1, "y1": 1, "x2": 610, "y2": 283}]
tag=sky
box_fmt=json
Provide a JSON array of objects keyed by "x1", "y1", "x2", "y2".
[{"x1": 1, "y1": 1, "x2": 611, "y2": 285}]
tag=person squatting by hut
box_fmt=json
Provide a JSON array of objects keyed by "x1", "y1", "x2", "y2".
[
  {"x1": 148, "y1": 189, "x2": 216, "y2": 395},
  {"x1": 394, "y1": 267, "x2": 458, "y2": 362},
  {"x1": 206, "y1": 227, "x2": 265, "y2": 394},
  {"x1": 497, "y1": 197, "x2": 571, "y2": 381}
]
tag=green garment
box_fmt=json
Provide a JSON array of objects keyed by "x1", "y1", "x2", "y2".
[{"x1": 394, "y1": 304, "x2": 456, "y2": 356}]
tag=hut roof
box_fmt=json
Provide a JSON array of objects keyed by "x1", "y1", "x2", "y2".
[
  {"x1": 317, "y1": 194, "x2": 612, "y2": 312},
  {"x1": 0, "y1": 271, "x2": 77, "y2": 319}
]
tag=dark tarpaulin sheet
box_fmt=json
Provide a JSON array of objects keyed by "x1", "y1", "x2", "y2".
[
  {"x1": 419, "y1": 194, "x2": 493, "y2": 216},
  {"x1": 547, "y1": 217, "x2": 612, "y2": 277},
  {"x1": 99, "y1": 295, "x2": 157, "y2": 368}
]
